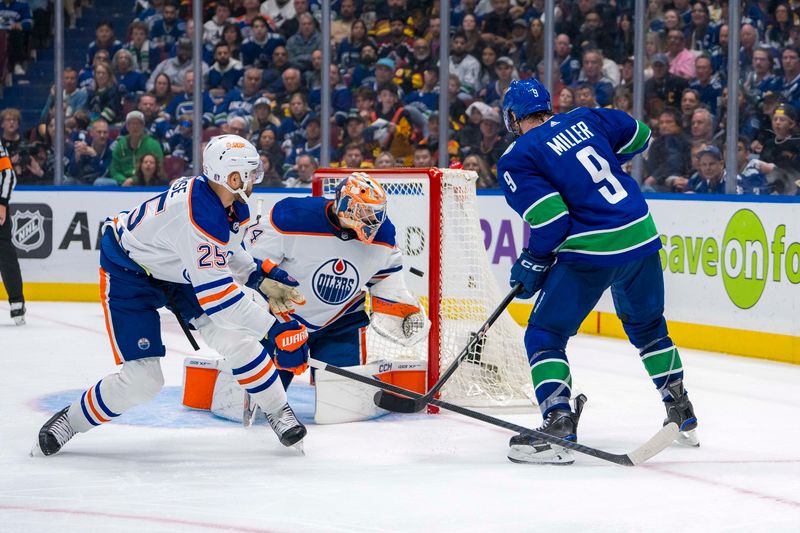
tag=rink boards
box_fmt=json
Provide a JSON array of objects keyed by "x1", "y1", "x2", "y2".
[{"x1": 2, "y1": 186, "x2": 799, "y2": 364}]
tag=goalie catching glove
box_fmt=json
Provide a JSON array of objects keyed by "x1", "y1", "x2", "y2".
[
  {"x1": 370, "y1": 296, "x2": 431, "y2": 346},
  {"x1": 265, "y1": 319, "x2": 310, "y2": 375},
  {"x1": 246, "y1": 259, "x2": 306, "y2": 318}
]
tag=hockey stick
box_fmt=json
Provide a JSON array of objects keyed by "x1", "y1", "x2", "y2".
[
  {"x1": 309, "y1": 357, "x2": 678, "y2": 466},
  {"x1": 374, "y1": 283, "x2": 523, "y2": 413}
]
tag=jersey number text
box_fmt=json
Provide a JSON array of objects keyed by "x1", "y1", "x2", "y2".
[{"x1": 575, "y1": 146, "x2": 628, "y2": 205}]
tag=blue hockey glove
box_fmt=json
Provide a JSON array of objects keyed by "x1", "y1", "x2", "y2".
[
  {"x1": 510, "y1": 249, "x2": 554, "y2": 299},
  {"x1": 246, "y1": 259, "x2": 299, "y2": 290},
  {"x1": 266, "y1": 320, "x2": 310, "y2": 375}
]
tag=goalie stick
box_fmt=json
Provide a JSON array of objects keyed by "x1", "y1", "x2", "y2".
[
  {"x1": 309, "y1": 357, "x2": 679, "y2": 466},
  {"x1": 373, "y1": 283, "x2": 523, "y2": 413}
]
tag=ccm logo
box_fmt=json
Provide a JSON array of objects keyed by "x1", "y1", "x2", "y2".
[
  {"x1": 226, "y1": 142, "x2": 246, "y2": 148},
  {"x1": 277, "y1": 329, "x2": 308, "y2": 350},
  {"x1": 521, "y1": 260, "x2": 549, "y2": 272}
]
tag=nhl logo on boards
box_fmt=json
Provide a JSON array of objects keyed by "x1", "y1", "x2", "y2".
[
  {"x1": 10, "y1": 204, "x2": 53, "y2": 259},
  {"x1": 312, "y1": 258, "x2": 360, "y2": 305}
]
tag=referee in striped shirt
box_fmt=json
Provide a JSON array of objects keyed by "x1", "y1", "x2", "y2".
[{"x1": 0, "y1": 138, "x2": 25, "y2": 325}]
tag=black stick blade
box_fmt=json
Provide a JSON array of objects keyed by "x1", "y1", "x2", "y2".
[{"x1": 373, "y1": 390, "x2": 424, "y2": 413}]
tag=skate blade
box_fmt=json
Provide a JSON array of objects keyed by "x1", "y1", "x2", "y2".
[
  {"x1": 507, "y1": 444, "x2": 574, "y2": 465},
  {"x1": 30, "y1": 441, "x2": 44, "y2": 457},
  {"x1": 675, "y1": 429, "x2": 700, "y2": 447},
  {"x1": 13, "y1": 316, "x2": 26, "y2": 326},
  {"x1": 292, "y1": 440, "x2": 305, "y2": 455}
]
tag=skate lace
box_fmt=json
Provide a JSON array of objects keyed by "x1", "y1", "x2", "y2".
[
  {"x1": 266, "y1": 405, "x2": 299, "y2": 434},
  {"x1": 50, "y1": 414, "x2": 76, "y2": 445}
]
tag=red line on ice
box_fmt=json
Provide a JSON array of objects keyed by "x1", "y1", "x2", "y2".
[
  {"x1": 0, "y1": 504, "x2": 280, "y2": 532},
  {"x1": 644, "y1": 464, "x2": 800, "y2": 509}
]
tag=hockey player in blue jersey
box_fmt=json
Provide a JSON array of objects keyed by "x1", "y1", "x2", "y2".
[{"x1": 497, "y1": 79, "x2": 699, "y2": 465}]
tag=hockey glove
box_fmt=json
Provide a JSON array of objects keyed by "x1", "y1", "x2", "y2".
[
  {"x1": 267, "y1": 320, "x2": 310, "y2": 375},
  {"x1": 510, "y1": 249, "x2": 554, "y2": 299},
  {"x1": 247, "y1": 259, "x2": 306, "y2": 318}
]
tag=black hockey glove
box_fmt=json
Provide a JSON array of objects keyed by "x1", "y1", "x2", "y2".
[{"x1": 510, "y1": 249, "x2": 554, "y2": 299}]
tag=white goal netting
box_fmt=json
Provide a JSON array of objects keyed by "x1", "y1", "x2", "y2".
[{"x1": 313, "y1": 168, "x2": 534, "y2": 408}]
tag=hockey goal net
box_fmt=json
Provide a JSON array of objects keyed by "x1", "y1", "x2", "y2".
[{"x1": 312, "y1": 168, "x2": 533, "y2": 409}]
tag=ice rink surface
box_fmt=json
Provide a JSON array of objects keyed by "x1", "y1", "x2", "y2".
[{"x1": 1, "y1": 302, "x2": 798, "y2": 533}]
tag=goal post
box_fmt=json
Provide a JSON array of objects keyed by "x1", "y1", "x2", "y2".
[{"x1": 312, "y1": 167, "x2": 534, "y2": 411}]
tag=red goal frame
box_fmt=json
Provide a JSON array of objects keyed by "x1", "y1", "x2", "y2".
[{"x1": 312, "y1": 168, "x2": 444, "y2": 410}]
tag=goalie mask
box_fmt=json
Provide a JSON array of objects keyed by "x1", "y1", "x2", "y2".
[
  {"x1": 334, "y1": 172, "x2": 388, "y2": 243},
  {"x1": 202, "y1": 134, "x2": 263, "y2": 202}
]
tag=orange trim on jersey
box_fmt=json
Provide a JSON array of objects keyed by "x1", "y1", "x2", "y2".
[
  {"x1": 0, "y1": 156, "x2": 12, "y2": 171},
  {"x1": 86, "y1": 386, "x2": 110, "y2": 423},
  {"x1": 197, "y1": 284, "x2": 238, "y2": 306},
  {"x1": 99, "y1": 267, "x2": 122, "y2": 365},
  {"x1": 371, "y1": 297, "x2": 420, "y2": 317},
  {"x1": 360, "y1": 327, "x2": 367, "y2": 365},
  {"x1": 269, "y1": 202, "x2": 395, "y2": 248},
  {"x1": 187, "y1": 178, "x2": 228, "y2": 246},
  {"x1": 237, "y1": 359, "x2": 275, "y2": 386}
]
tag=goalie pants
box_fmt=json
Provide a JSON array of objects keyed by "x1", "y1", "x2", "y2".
[
  {"x1": 276, "y1": 311, "x2": 370, "y2": 389},
  {"x1": 525, "y1": 251, "x2": 685, "y2": 417},
  {"x1": 67, "y1": 229, "x2": 286, "y2": 433}
]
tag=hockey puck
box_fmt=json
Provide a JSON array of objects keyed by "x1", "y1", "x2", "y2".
[{"x1": 409, "y1": 267, "x2": 424, "y2": 277}]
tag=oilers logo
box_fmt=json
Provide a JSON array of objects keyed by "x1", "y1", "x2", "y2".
[{"x1": 312, "y1": 258, "x2": 360, "y2": 305}]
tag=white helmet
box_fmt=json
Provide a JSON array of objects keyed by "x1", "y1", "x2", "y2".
[{"x1": 202, "y1": 134, "x2": 263, "y2": 200}]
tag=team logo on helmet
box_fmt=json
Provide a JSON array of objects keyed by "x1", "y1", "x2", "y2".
[{"x1": 312, "y1": 258, "x2": 360, "y2": 305}]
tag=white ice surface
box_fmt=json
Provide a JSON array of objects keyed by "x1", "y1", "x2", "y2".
[{"x1": 1, "y1": 302, "x2": 799, "y2": 533}]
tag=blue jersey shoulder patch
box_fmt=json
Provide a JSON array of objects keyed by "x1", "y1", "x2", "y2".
[
  {"x1": 372, "y1": 217, "x2": 396, "y2": 248},
  {"x1": 189, "y1": 177, "x2": 230, "y2": 245}
]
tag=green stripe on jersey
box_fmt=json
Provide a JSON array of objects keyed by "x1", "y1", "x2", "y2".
[
  {"x1": 618, "y1": 120, "x2": 651, "y2": 154},
  {"x1": 558, "y1": 212, "x2": 658, "y2": 255},
  {"x1": 531, "y1": 360, "x2": 572, "y2": 388},
  {"x1": 523, "y1": 193, "x2": 569, "y2": 228},
  {"x1": 642, "y1": 347, "x2": 683, "y2": 378}
]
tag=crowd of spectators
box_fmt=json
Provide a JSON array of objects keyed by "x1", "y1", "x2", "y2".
[{"x1": 0, "y1": 0, "x2": 799, "y2": 194}]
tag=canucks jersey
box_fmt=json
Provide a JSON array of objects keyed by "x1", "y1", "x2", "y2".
[
  {"x1": 109, "y1": 176, "x2": 272, "y2": 338},
  {"x1": 245, "y1": 196, "x2": 403, "y2": 332},
  {"x1": 497, "y1": 107, "x2": 659, "y2": 266}
]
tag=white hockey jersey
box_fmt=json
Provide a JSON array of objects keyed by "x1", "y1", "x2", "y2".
[
  {"x1": 245, "y1": 196, "x2": 405, "y2": 331},
  {"x1": 110, "y1": 176, "x2": 270, "y2": 338}
]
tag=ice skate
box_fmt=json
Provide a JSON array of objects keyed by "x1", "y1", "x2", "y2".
[
  {"x1": 32, "y1": 407, "x2": 76, "y2": 457},
  {"x1": 242, "y1": 392, "x2": 261, "y2": 428},
  {"x1": 663, "y1": 380, "x2": 699, "y2": 447},
  {"x1": 266, "y1": 403, "x2": 306, "y2": 452},
  {"x1": 10, "y1": 302, "x2": 25, "y2": 326},
  {"x1": 508, "y1": 394, "x2": 586, "y2": 465}
]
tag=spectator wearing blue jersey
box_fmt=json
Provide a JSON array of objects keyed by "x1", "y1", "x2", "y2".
[
  {"x1": 575, "y1": 49, "x2": 614, "y2": 107},
  {"x1": 215, "y1": 67, "x2": 266, "y2": 126},
  {"x1": 0, "y1": 0, "x2": 32, "y2": 75},
  {"x1": 85, "y1": 20, "x2": 123, "y2": 69},
  {"x1": 208, "y1": 42, "x2": 244, "y2": 92},
  {"x1": 113, "y1": 49, "x2": 147, "y2": 97},
  {"x1": 164, "y1": 71, "x2": 216, "y2": 128},
  {"x1": 555, "y1": 33, "x2": 580, "y2": 85},
  {"x1": 150, "y1": 0, "x2": 186, "y2": 53},
  {"x1": 279, "y1": 92, "x2": 313, "y2": 149},
  {"x1": 403, "y1": 66, "x2": 440, "y2": 112},
  {"x1": 309, "y1": 64, "x2": 352, "y2": 118},
  {"x1": 66, "y1": 119, "x2": 113, "y2": 185},
  {"x1": 282, "y1": 115, "x2": 328, "y2": 177},
  {"x1": 731, "y1": 136, "x2": 774, "y2": 195},
  {"x1": 743, "y1": 47, "x2": 781, "y2": 105},
  {"x1": 688, "y1": 55, "x2": 722, "y2": 116},
  {"x1": 241, "y1": 15, "x2": 285, "y2": 68},
  {"x1": 262, "y1": 46, "x2": 292, "y2": 95},
  {"x1": 778, "y1": 47, "x2": 800, "y2": 108},
  {"x1": 684, "y1": 1, "x2": 718, "y2": 52},
  {"x1": 687, "y1": 145, "x2": 727, "y2": 194},
  {"x1": 336, "y1": 19, "x2": 372, "y2": 72}
]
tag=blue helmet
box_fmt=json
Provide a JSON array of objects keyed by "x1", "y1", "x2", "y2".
[{"x1": 502, "y1": 79, "x2": 552, "y2": 135}]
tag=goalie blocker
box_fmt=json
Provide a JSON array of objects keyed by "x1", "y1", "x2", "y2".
[{"x1": 183, "y1": 357, "x2": 426, "y2": 424}]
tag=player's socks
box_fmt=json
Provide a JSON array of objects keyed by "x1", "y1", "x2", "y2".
[
  {"x1": 507, "y1": 394, "x2": 586, "y2": 465},
  {"x1": 663, "y1": 379, "x2": 700, "y2": 446},
  {"x1": 68, "y1": 379, "x2": 122, "y2": 432},
  {"x1": 529, "y1": 349, "x2": 572, "y2": 415},
  {"x1": 639, "y1": 337, "x2": 684, "y2": 399},
  {"x1": 266, "y1": 403, "x2": 307, "y2": 447},
  {"x1": 33, "y1": 407, "x2": 76, "y2": 456}
]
